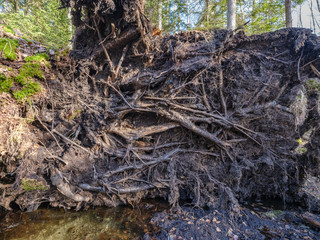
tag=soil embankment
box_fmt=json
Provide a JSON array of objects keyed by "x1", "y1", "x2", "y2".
[{"x1": 1, "y1": 0, "x2": 320, "y2": 238}]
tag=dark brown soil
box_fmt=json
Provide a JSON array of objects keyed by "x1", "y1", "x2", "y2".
[{"x1": 150, "y1": 203, "x2": 320, "y2": 240}]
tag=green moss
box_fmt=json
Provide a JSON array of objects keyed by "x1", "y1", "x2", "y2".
[
  {"x1": 0, "y1": 62, "x2": 43, "y2": 101},
  {"x1": 21, "y1": 178, "x2": 48, "y2": 191},
  {"x1": 21, "y1": 37, "x2": 32, "y2": 43},
  {"x1": 0, "y1": 24, "x2": 15, "y2": 34},
  {"x1": 305, "y1": 79, "x2": 320, "y2": 92},
  {"x1": 25, "y1": 53, "x2": 50, "y2": 66},
  {"x1": 13, "y1": 81, "x2": 41, "y2": 100},
  {"x1": 296, "y1": 147, "x2": 308, "y2": 154},
  {"x1": 10, "y1": 63, "x2": 44, "y2": 101},
  {"x1": 0, "y1": 73, "x2": 13, "y2": 93},
  {"x1": 0, "y1": 38, "x2": 19, "y2": 61},
  {"x1": 265, "y1": 210, "x2": 283, "y2": 219},
  {"x1": 58, "y1": 48, "x2": 69, "y2": 57},
  {"x1": 67, "y1": 109, "x2": 82, "y2": 120},
  {"x1": 15, "y1": 63, "x2": 44, "y2": 85}
]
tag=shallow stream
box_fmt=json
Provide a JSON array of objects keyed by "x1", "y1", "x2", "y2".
[{"x1": 0, "y1": 200, "x2": 168, "y2": 240}]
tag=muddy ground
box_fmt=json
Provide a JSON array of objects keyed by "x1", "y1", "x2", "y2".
[{"x1": 1, "y1": 0, "x2": 320, "y2": 239}]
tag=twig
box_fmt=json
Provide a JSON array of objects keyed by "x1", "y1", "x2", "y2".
[
  {"x1": 79, "y1": 182, "x2": 167, "y2": 194},
  {"x1": 93, "y1": 17, "x2": 115, "y2": 78},
  {"x1": 114, "y1": 45, "x2": 129, "y2": 79},
  {"x1": 101, "y1": 149, "x2": 181, "y2": 178},
  {"x1": 301, "y1": 58, "x2": 320, "y2": 68},
  {"x1": 218, "y1": 61, "x2": 227, "y2": 117},
  {"x1": 52, "y1": 129, "x2": 93, "y2": 155},
  {"x1": 297, "y1": 50, "x2": 303, "y2": 81},
  {"x1": 109, "y1": 122, "x2": 179, "y2": 142},
  {"x1": 157, "y1": 108, "x2": 229, "y2": 149},
  {"x1": 34, "y1": 112, "x2": 63, "y2": 152},
  {"x1": 201, "y1": 77, "x2": 212, "y2": 111},
  {"x1": 132, "y1": 142, "x2": 185, "y2": 151},
  {"x1": 310, "y1": 64, "x2": 320, "y2": 78},
  {"x1": 105, "y1": 79, "x2": 134, "y2": 109}
]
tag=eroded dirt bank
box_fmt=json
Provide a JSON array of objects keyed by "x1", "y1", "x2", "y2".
[{"x1": 1, "y1": 1, "x2": 320, "y2": 236}]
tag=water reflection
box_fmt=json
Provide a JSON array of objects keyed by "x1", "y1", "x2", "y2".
[{"x1": 0, "y1": 201, "x2": 168, "y2": 240}]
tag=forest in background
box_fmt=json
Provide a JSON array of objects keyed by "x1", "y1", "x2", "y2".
[{"x1": 1, "y1": 0, "x2": 319, "y2": 49}]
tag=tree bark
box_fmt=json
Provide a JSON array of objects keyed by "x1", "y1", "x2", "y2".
[
  {"x1": 68, "y1": 8, "x2": 73, "y2": 49},
  {"x1": 316, "y1": 0, "x2": 320, "y2": 12},
  {"x1": 285, "y1": 0, "x2": 292, "y2": 28},
  {"x1": 227, "y1": 0, "x2": 236, "y2": 30},
  {"x1": 158, "y1": 0, "x2": 163, "y2": 29},
  {"x1": 205, "y1": 0, "x2": 210, "y2": 25},
  {"x1": 298, "y1": 4, "x2": 302, "y2": 27}
]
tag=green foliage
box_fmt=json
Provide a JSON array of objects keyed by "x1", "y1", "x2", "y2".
[
  {"x1": 0, "y1": 73, "x2": 13, "y2": 93},
  {"x1": 145, "y1": 0, "x2": 306, "y2": 34},
  {"x1": 25, "y1": 53, "x2": 50, "y2": 66},
  {"x1": 0, "y1": 0, "x2": 73, "y2": 49},
  {"x1": 21, "y1": 178, "x2": 48, "y2": 191},
  {"x1": 0, "y1": 38, "x2": 19, "y2": 60}
]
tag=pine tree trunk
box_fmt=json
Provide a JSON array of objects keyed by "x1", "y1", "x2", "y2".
[
  {"x1": 205, "y1": 0, "x2": 209, "y2": 25},
  {"x1": 68, "y1": 8, "x2": 73, "y2": 49},
  {"x1": 317, "y1": 0, "x2": 320, "y2": 12},
  {"x1": 158, "y1": 0, "x2": 163, "y2": 29},
  {"x1": 298, "y1": 4, "x2": 302, "y2": 27},
  {"x1": 309, "y1": 0, "x2": 316, "y2": 32},
  {"x1": 285, "y1": 0, "x2": 292, "y2": 28},
  {"x1": 227, "y1": 0, "x2": 236, "y2": 30},
  {"x1": 187, "y1": 0, "x2": 190, "y2": 27}
]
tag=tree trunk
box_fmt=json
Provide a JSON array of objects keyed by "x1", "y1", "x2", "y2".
[
  {"x1": 285, "y1": 0, "x2": 292, "y2": 28},
  {"x1": 158, "y1": 0, "x2": 163, "y2": 29},
  {"x1": 227, "y1": 0, "x2": 236, "y2": 30},
  {"x1": 187, "y1": 0, "x2": 190, "y2": 27},
  {"x1": 316, "y1": 0, "x2": 320, "y2": 12},
  {"x1": 205, "y1": 0, "x2": 210, "y2": 25},
  {"x1": 309, "y1": 0, "x2": 317, "y2": 32},
  {"x1": 68, "y1": 8, "x2": 73, "y2": 49},
  {"x1": 298, "y1": 4, "x2": 302, "y2": 27}
]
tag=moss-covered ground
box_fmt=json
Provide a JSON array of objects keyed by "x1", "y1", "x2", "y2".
[
  {"x1": 0, "y1": 38, "x2": 19, "y2": 60},
  {"x1": 0, "y1": 62, "x2": 44, "y2": 101},
  {"x1": 25, "y1": 53, "x2": 50, "y2": 66}
]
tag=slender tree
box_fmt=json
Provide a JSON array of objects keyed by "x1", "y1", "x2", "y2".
[
  {"x1": 316, "y1": 0, "x2": 320, "y2": 12},
  {"x1": 227, "y1": 0, "x2": 236, "y2": 30},
  {"x1": 158, "y1": 0, "x2": 162, "y2": 29},
  {"x1": 285, "y1": 0, "x2": 292, "y2": 27}
]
